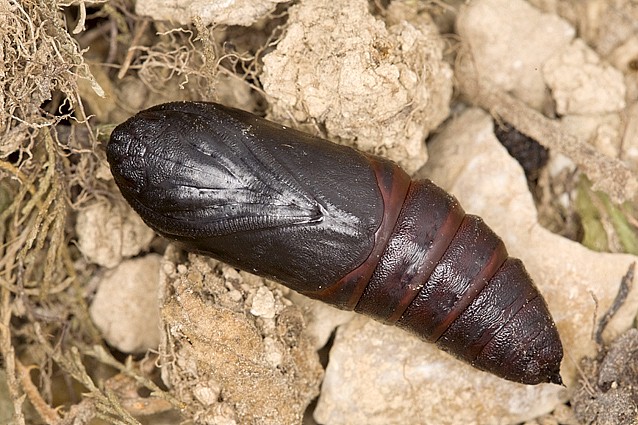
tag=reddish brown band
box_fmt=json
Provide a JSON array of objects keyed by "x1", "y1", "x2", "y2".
[
  {"x1": 311, "y1": 156, "x2": 411, "y2": 310},
  {"x1": 353, "y1": 179, "x2": 469, "y2": 324},
  {"x1": 385, "y1": 187, "x2": 466, "y2": 323},
  {"x1": 431, "y1": 224, "x2": 508, "y2": 341}
]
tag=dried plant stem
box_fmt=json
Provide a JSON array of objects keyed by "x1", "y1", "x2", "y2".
[
  {"x1": 118, "y1": 19, "x2": 150, "y2": 79},
  {"x1": 457, "y1": 54, "x2": 638, "y2": 204},
  {"x1": 595, "y1": 262, "x2": 635, "y2": 345},
  {"x1": 0, "y1": 282, "x2": 25, "y2": 425},
  {"x1": 85, "y1": 345, "x2": 185, "y2": 410},
  {"x1": 15, "y1": 359, "x2": 60, "y2": 424}
]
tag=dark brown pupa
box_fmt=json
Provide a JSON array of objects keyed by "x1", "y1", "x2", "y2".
[{"x1": 106, "y1": 101, "x2": 563, "y2": 385}]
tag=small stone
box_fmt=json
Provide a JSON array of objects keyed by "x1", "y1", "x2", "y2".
[
  {"x1": 90, "y1": 255, "x2": 161, "y2": 353},
  {"x1": 193, "y1": 381, "x2": 222, "y2": 406},
  {"x1": 250, "y1": 286, "x2": 276, "y2": 319},
  {"x1": 544, "y1": 39, "x2": 626, "y2": 115},
  {"x1": 76, "y1": 201, "x2": 154, "y2": 268}
]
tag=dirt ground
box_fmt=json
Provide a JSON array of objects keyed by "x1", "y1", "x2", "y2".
[{"x1": 1, "y1": 0, "x2": 638, "y2": 424}]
